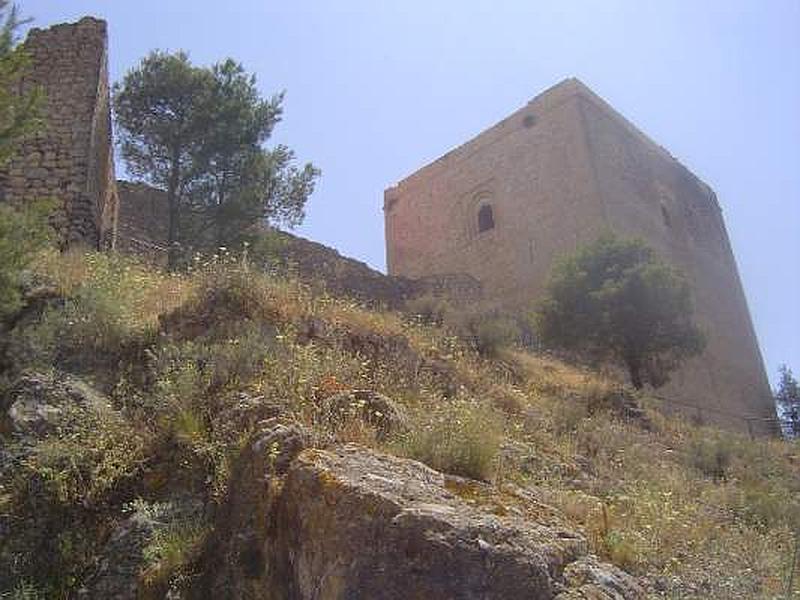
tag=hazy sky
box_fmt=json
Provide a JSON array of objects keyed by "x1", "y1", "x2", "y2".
[{"x1": 24, "y1": 1, "x2": 799, "y2": 385}]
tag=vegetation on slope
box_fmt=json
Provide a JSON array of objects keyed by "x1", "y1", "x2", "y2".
[{"x1": 0, "y1": 247, "x2": 798, "y2": 598}]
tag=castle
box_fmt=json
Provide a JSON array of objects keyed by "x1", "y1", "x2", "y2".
[
  {"x1": 385, "y1": 78, "x2": 776, "y2": 433},
  {"x1": 0, "y1": 18, "x2": 776, "y2": 433}
]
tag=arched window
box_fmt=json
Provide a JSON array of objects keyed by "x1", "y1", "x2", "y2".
[{"x1": 478, "y1": 204, "x2": 494, "y2": 233}]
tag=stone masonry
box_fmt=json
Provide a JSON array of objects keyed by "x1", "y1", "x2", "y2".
[
  {"x1": 0, "y1": 17, "x2": 117, "y2": 249},
  {"x1": 385, "y1": 78, "x2": 776, "y2": 434}
]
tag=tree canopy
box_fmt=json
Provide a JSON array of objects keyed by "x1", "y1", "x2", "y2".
[
  {"x1": 775, "y1": 365, "x2": 800, "y2": 438},
  {"x1": 113, "y1": 51, "x2": 319, "y2": 267},
  {"x1": 534, "y1": 233, "x2": 706, "y2": 389},
  {"x1": 0, "y1": 0, "x2": 41, "y2": 163},
  {"x1": 0, "y1": 1, "x2": 51, "y2": 319}
]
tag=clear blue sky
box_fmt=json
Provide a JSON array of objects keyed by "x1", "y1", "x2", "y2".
[{"x1": 25, "y1": 1, "x2": 800, "y2": 386}]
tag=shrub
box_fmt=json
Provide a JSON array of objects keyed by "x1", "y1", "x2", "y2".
[
  {"x1": 151, "y1": 328, "x2": 274, "y2": 400},
  {"x1": 8, "y1": 251, "x2": 169, "y2": 372},
  {"x1": 404, "y1": 293, "x2": 452, "y2": 326},
  {"x1": 443, "y1": 309, "x2": 520, "y2": 357},
  {"x1": 395, "y1": 399, "x2": 503, "y2": 481},
  {"x1": 469, "y1": 314, "x2": 521, "y2": 357},
  {"x1": 19, "y1": 403, "x2": 149, "y2": 506},
  {"x1": 127, "y1": 499, "x2": 207, "y2": 594},
  {"x1": 0, "y1": 200, "x2": 54, "y2": 320},
  {"x1": 687, "y1": 432, "x2": 735, "y2": 480},
  {"x1": 551, "y1": 396, "x2": 589, "y2": 434},
  {"x1": 534, "y1": 233, "x2": 705, "y2": 389},
  {"x1": 183, "y1": 259, "x2": 289, "y2": 329},
  {"x1": 0, "y1": 580, "x2": 45, "y2": 600}
]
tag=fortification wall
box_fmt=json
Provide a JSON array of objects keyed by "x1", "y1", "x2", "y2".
[
  {"x1": 577, "y1": 91, "x2": 775, "y2": 433},
  {"x1": 0, "y1": 17, "x2": 117, "y2": 249},
  {"x1": 116, "y1": 180, "x2": 169, "y2": 260},
  {"x1": 385, "y1": 79, "x2": 606, "y2": 308},
  {"x1": 385, "y1": 78, "x2": 776, "y2": 434},
  {"x1": 116, "y1": 180, "x2": 480, "y2": 308}
]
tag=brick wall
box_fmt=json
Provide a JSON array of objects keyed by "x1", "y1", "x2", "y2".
[{"x1": 0, "y1": 17, "x2": 117, "y2": 249}]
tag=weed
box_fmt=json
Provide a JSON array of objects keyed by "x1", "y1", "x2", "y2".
[
  {"x1": 687, "y1": 431, "x2": 734, "y2": 480},
  {"x1": 394, "y1": 399, "x2": 504, "y2": 481}
]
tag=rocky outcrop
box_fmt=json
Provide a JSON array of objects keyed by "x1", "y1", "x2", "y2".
[
  {"x1": 320, "y1": 390, "x2": 407, "y2": 440},
  {"x1": 201, "y1": 429, "x2": 643, "y2": 599},
  {"x1": 0, "y1": 371, "x2": 110, "y2": 437},
  {"x1": 197, "y1": 419, "x2": 310, "y2": 598}
]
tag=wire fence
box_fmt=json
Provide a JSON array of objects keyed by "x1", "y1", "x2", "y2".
[{"x1": 642, "y1": 391, "x2": 783, "y2": 439}]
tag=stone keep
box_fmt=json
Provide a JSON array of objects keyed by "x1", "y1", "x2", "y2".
[
  {"x1": 385, "y1": 78, "x2": 775, "y2": 433},
  {"x1": 0, "y1": 17, "x2": 118, "y2": 249}
]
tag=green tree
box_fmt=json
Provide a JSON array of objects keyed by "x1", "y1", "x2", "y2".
[
  {"x1": 0, "y1": 0, "x2": 41, "y2": 162},
  {"x1": 114, "y1": 52, "x2": 319, "y2": 265},
  {"x1": 0, "y1": 1, "x2": 50, "y2": 320},
  {"x1": 0, "y1": 198, "x2": 53, "y2": 318},
  {"x1": 186, "y1": 59, "x2": 319, "y2": 249},
  {"x1": 535, "y1": 233, "x2": 705, "y2": 389},
  {"x1": 775, "y1": 365, "x2": 800, "y2": 438},
  {"x1": 113, "y1": 51, "x2": 211, "y2": 267}
]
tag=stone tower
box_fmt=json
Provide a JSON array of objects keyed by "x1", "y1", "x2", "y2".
[
  {"x1": 0, "y1": 17, "x2": 118, "y2": 249},
  {"x1": 385, "y1": 78, "x2": 775, "y2": 434}
]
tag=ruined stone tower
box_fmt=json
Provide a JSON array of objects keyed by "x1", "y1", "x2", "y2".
[
  {"x1": 385, "y1": 78, "x2": 775, "y2": 433},
  {"x1": 0, "y1": 17, "x2": 117, "y2": 249}
]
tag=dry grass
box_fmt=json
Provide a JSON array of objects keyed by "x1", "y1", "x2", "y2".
[{"x1": 7, "y1": 248, "x2": 800, "y2": 599}]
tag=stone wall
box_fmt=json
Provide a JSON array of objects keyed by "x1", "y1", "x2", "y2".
[
  {"x1": 0, "y1": 17, "x2": 117, "y2": 249},
  {"x1": 116, "y1": 180, "x2": 169, "y2": 260},
  {"x1": 116, "y1": 180, "x2": 481, "y2": 309},
  {"x1": 385, "y1": 78, "x2": 776, "y2": 434}
]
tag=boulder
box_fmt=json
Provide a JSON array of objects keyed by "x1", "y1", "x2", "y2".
[
  {"x1": 320, "y1": 389, "x2": 407, "y2": 440},
  {"x1": 1, "y1": 371, "x2": 110, "y2": 437},
  {"x1": 202, "y1": 443, "x2": 643, "y2": 599},
  {"x1": 196, "y1": 418, "x2": 310, "y2": 598}
]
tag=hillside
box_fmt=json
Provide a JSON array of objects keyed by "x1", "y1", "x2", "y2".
[{"x1": 1, "y1": 246, "x2": 798, "y2": 599}]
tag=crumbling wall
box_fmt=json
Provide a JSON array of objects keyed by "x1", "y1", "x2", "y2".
[
  {"x1": 116, "y1": 180, "x2": 481, "y2": 309},
  {"x1": 116, "y1": 180, "x2": 169, "y2": 261},
  {"x1": 0, "y1": 17, "x2": 117, "y2": 249}
]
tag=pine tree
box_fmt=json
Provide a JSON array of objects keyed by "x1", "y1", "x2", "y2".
[
  {"x1": 114, "y1": 52, "x2": 319, "y2": 265},
  {"x1": 0, "y1": 0, "x2": 41, "y2": 161},
  {"x1": 113, "y1": 51, "x2": 211, "y2": 268},
  {"x1": 775, "y1": 365, "x2": 800, "y2": 438},
  {"x1": 0, "y1": 1, "x2": 50, "y2": 319}
]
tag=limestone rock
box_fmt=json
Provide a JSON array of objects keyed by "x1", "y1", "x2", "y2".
[
  {"x1": 556, "y1": 556, "x2": 645, "y2": 599},
  {"x1": 1, "y1": 371, "x2": 110, "y2": 437},
  {"x1": 320, "y1": 389, "x2": 407, "y2": 439},
  {"x1": 202, "y1": 443, "x2": 643, "y2": 599},
  {"x1": 195, "y1": 419, "x2": 310, "y2": 598}
]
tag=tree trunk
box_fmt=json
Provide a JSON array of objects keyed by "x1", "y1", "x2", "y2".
[
  {"x1": 166, "y1": 153, "x2": 181, "y2": 270},
  {"x1": 626, "y1": 356, "x2": 644, "y2": 389}
]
